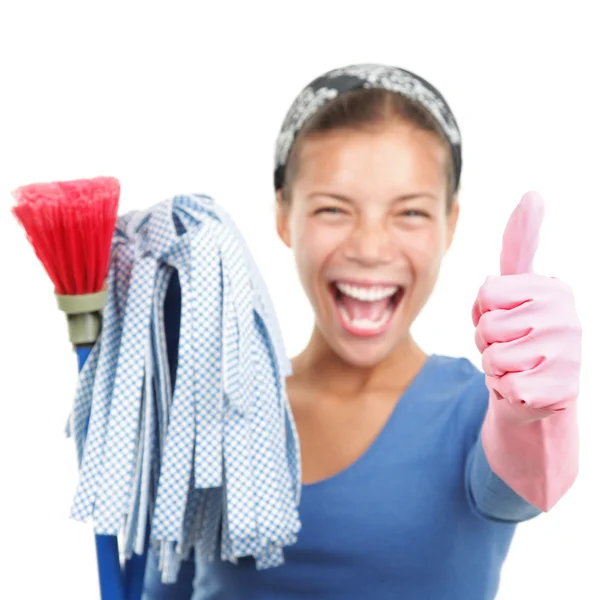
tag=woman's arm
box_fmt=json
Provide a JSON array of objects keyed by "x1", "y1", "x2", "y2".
[
  {"x1": 479, "y1": 391, "x2": 579, "y2": 513},
  {"x1": 467, "y1": 390, "x2": 578, "y2": 521},
  {"x1": 466, "y1": 434, "x2": 541, "y2": 522},
  {"x1": 469, "y1": 192, "x2": 581, "y2": 516}
]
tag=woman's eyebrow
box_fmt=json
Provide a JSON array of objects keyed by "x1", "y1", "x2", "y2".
[
  {"x1": 307, "y1": 192, "x2": 353, "y2": 203},
  {"x1": 307, "y1": 191, "x2": 439, "y2": 203}
]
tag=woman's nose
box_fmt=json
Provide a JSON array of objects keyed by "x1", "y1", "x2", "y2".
[{"x1": 343, "y1": 220, "x2": 394, "y2": 266}]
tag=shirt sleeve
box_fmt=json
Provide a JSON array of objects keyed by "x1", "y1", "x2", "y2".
[{"x1": 466, "y1": 434, "x2": 541, "y2": 523}]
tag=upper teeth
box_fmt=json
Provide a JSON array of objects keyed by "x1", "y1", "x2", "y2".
[{"x1": 336, "y1": 283, "x2": 399, "y2": 302}]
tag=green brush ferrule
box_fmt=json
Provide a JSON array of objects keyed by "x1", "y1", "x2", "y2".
[{"x1": 55, "y1": 289, "x2": 108, "y2": 346}]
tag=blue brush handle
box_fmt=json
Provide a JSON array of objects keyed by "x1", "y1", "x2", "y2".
[{"x1": 76, "y1": 345, "x2": 127, "y2": 600}]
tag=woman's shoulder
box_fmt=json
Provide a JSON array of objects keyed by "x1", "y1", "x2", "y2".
[
  {"x1": 426, "y1": 354, "x2": 489, "y2": 423},
  {"x1": 428, "y1": 353, "x2": 485, "y2": 388}
]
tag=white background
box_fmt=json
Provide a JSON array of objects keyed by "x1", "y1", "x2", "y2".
[{"x1": 1, "y1": 1, "x2": 598, "y2": 598}]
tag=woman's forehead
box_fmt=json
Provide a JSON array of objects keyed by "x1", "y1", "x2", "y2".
[{"x1": 294, "y1": 125, "x2": 448, "y2": 194}]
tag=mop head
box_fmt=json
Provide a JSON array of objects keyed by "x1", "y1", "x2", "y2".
[{"x1": 67, "y1": 193, "x2": 301, "y2": 582}]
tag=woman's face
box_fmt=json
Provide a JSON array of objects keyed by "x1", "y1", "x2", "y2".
[{"x1": 277, "y1": 121, "x2": 459, "y2": 368}]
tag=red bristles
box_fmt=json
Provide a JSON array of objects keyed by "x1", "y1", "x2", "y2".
[{"x1": 12, "y1": 177, "x2": 120, "y2": 296}]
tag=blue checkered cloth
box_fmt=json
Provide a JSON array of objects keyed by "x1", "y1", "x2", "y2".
[{"x1": 66, "y1": 194, "x2": 301, "y2": 583}]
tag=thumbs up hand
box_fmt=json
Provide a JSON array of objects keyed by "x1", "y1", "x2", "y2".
[{"x1": 472, "y1": 191, "x2": 582, "y2": 415}]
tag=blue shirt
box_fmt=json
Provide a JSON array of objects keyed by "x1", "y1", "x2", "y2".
[{"x1": 175, "y1": 354, "x2": 538, "y2": 600}]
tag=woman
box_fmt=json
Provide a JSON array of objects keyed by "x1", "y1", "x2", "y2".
[{"x1": 144, "y1": 63, "x2": 581, "y2": 599}]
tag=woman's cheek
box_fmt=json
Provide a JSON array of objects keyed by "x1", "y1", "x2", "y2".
[
  {"x1": 406, "y1": 224, "x2": 446, "y2": 266},
  {"x1": 296, "y1": 219, "x2": 344, "y2": 263},
  {"x1": 291, "y1": 221, "x2": 325, "y2": 284}
]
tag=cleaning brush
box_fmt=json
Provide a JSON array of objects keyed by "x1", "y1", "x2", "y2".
[
  {"x1": 11, "y1": 177, "x2": 126, "y2": 600},
  {"x1": 12, "y1": 177, "x2": 119, "y2": 343}
]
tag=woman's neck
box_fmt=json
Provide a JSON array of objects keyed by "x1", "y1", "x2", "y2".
[{"x1": 290, "y1": 328, "x2": 427, "y2": 398}]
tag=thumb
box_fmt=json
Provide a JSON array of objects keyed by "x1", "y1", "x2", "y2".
[{"x1": 500, "y1": 190, "x2": 545, "y2": 276}]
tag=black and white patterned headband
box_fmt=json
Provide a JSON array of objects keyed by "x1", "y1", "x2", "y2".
[{"x1": 274, "y1": 63, "x2": 462, "y2": 192}]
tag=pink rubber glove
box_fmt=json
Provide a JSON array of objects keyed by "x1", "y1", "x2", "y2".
[{"x1": 472, "y1": 191, "x2": 582, "y2": 511}]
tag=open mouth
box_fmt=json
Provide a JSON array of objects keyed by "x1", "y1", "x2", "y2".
[{"x1": 330, "y1": 281, "x2": 405, "y2": 337}]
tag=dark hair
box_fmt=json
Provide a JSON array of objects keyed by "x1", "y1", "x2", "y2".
[{"x1": 279, "y1": 88, "x2": 457, "y2": 210}]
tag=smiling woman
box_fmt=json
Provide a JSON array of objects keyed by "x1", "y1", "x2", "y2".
[{"x1": 141, "y1": 64, "x2": 582, "y2": 600}]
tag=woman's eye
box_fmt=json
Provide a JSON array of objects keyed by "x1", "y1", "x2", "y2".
[
  {"x1": 398, "y1": 209, "x2": 429, "y2": 218},
  {"x1": 316, "y1": 207, "x2": 345, "y2": 215}
]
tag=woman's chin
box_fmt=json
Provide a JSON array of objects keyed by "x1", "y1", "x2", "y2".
[{"x1": 325, "y1": 324, "x2": 409, "y2": 368}]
